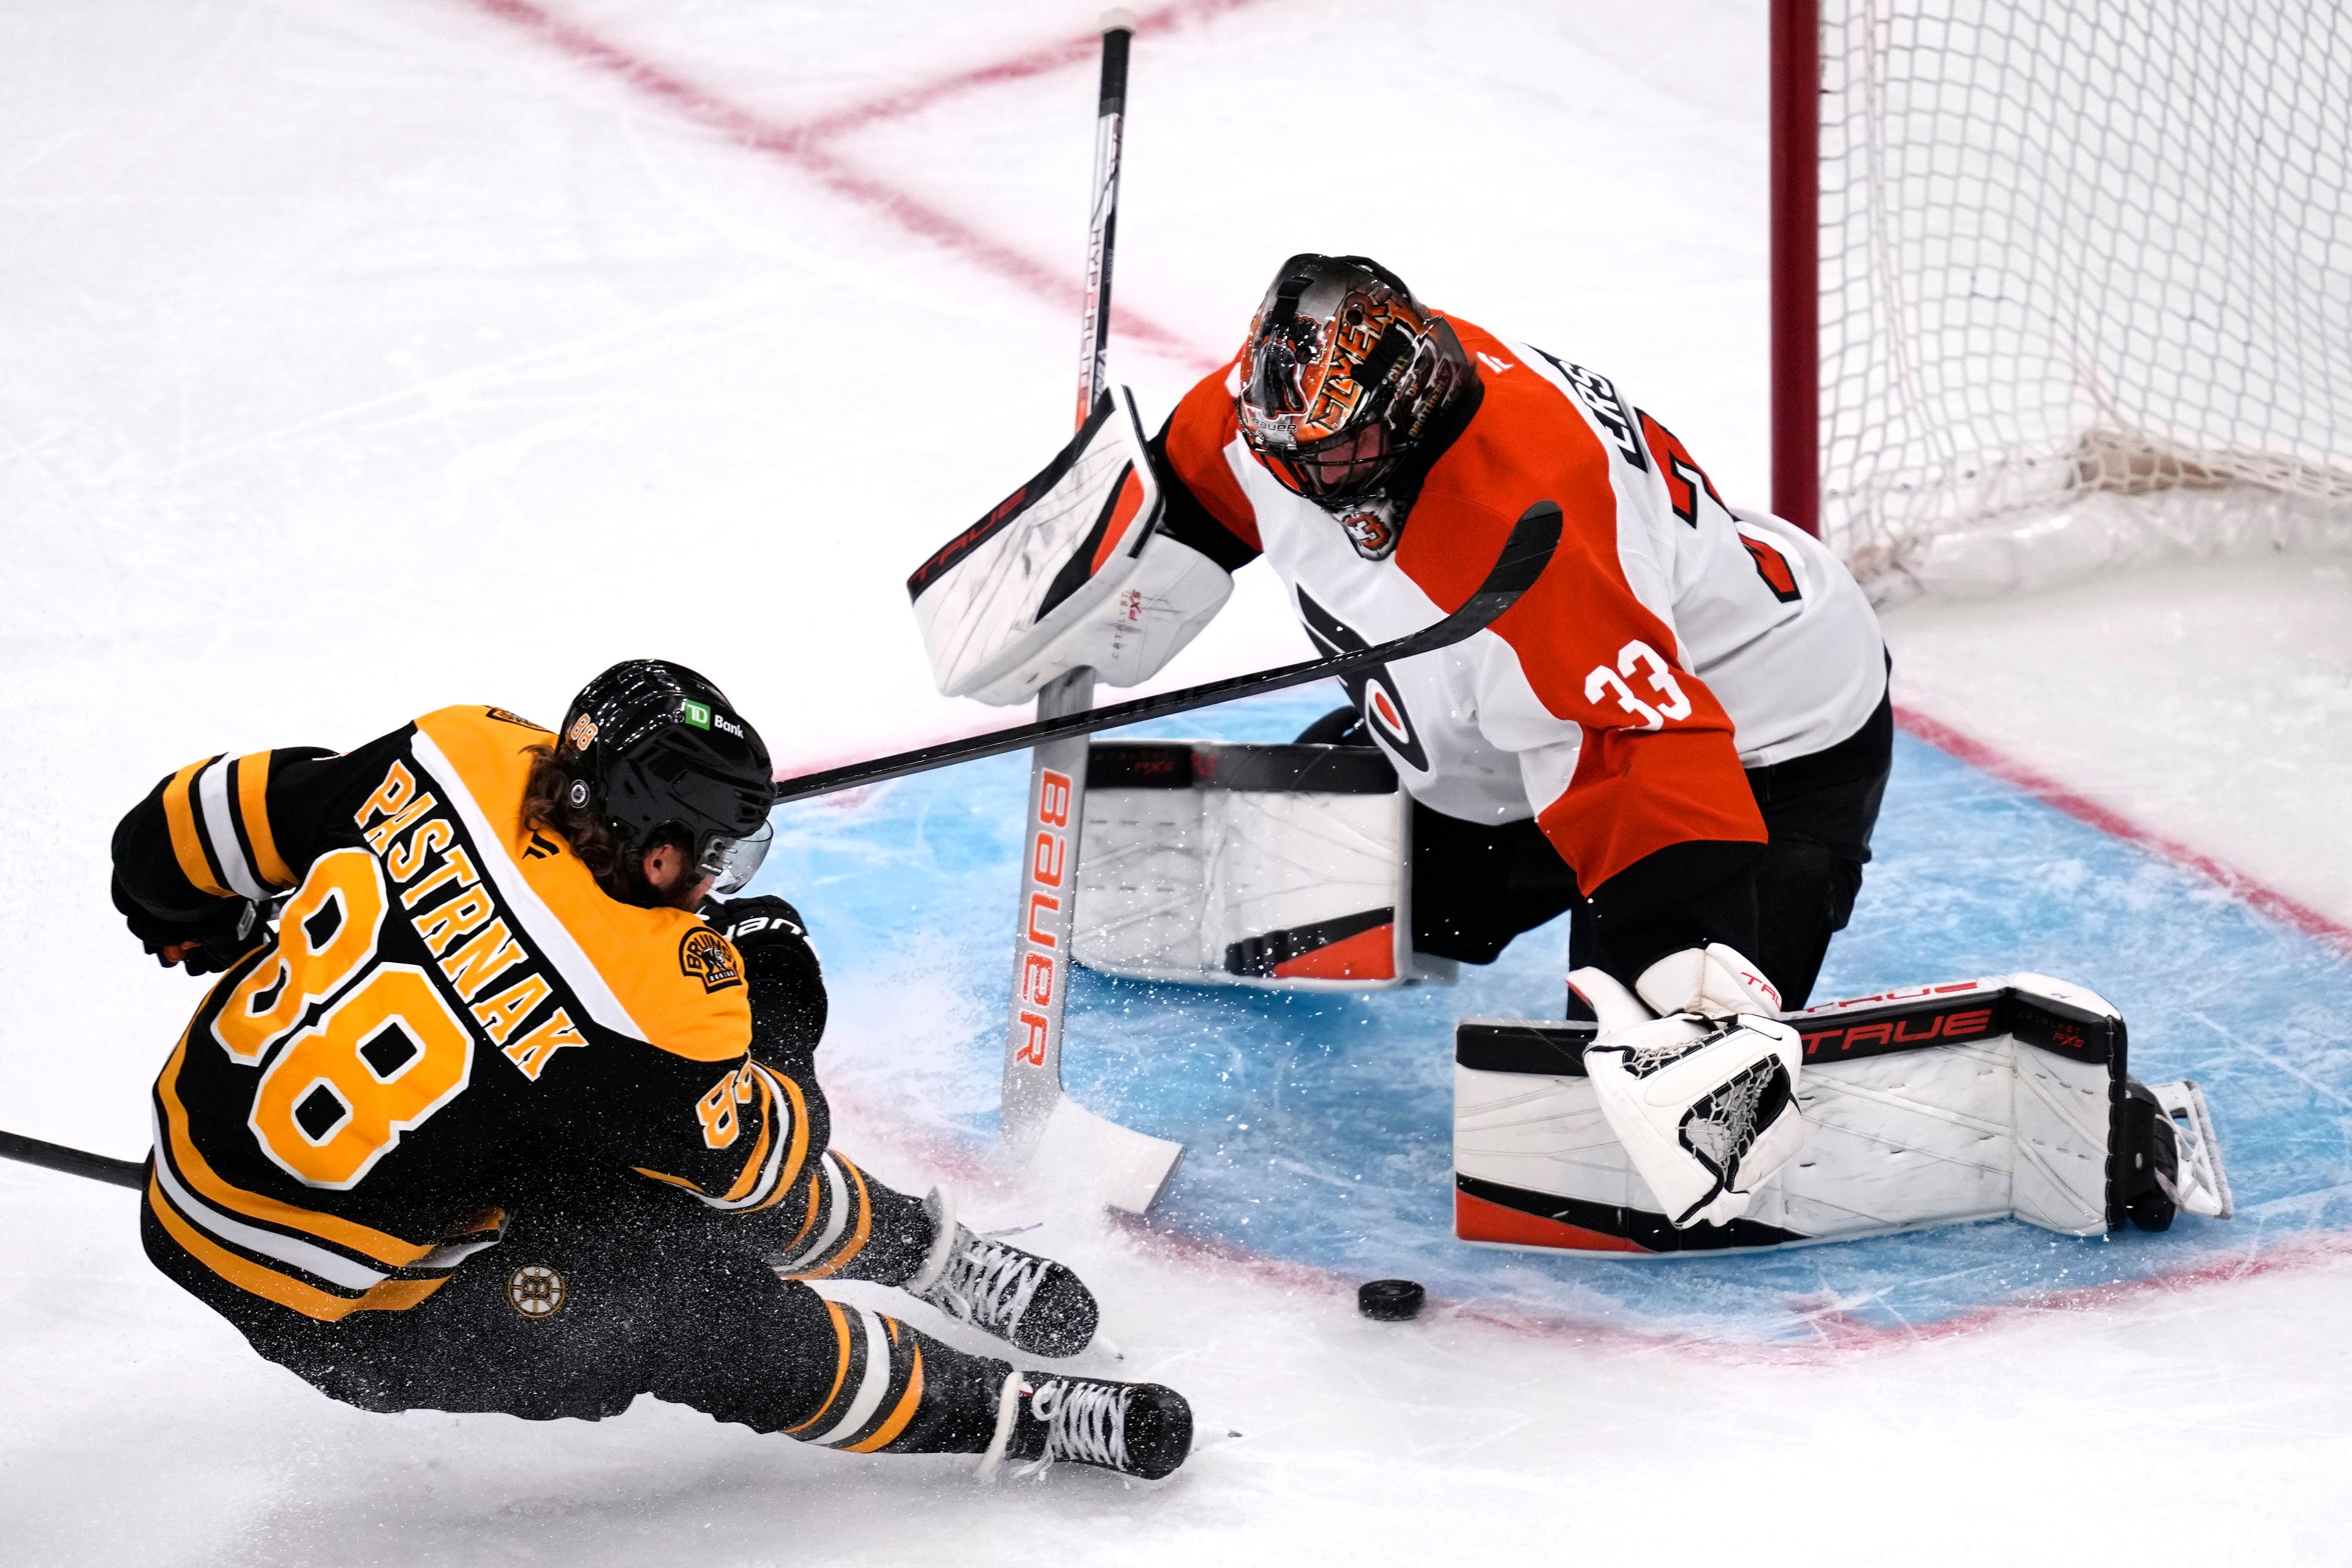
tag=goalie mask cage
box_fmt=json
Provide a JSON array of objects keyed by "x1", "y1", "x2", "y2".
[{"x1": 1772, "y1": 0, "x2": 2352, "y2": 595}]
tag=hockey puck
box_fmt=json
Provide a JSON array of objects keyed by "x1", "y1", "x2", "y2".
[{"x1": 1357, "y1": 1278, "x2": 1426, "y2": 1322}]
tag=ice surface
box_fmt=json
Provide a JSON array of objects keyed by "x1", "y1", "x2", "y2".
[
  {"x1": 1886, "y1": 554, "x2": 2352, "y2": 928},
  {"x1": 5, "y1": 1, "x2": 2350, "y2": 1564}
]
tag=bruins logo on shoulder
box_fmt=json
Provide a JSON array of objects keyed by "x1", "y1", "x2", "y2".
[{"x1": 679, "y1": 927, "x2": 744, "y2": 993}]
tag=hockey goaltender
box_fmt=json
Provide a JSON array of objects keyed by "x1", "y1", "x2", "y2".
[{"x1": 910, "y1": 252, "x2": 2230, "y2": 1250}]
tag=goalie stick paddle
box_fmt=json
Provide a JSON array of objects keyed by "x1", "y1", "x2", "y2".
[
  {"x1": 0, "y1": 1127, "x2": 145, "y2": 1190},
  {"x1": 778, "y1": 500, "x2": 1564, "y2": 804}
]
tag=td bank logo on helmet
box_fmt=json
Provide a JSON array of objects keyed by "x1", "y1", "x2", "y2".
[{"x1": 679, "y1": 699, "x2": 745, "y2": 740}]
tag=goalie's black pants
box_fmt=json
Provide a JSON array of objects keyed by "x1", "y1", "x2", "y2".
[
  {"x1": 1402, "y1": 690, "x2": 1893, "y2": 1008},
  {"x1": 142, "y1": 1152, "x2": 1012, "y2": 1456}
]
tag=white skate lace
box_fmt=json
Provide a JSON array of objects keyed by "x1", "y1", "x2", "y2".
[
  {"x1": 919, "y1": 1229, "x2": 1050, "y2": 1336},
  {"x1": 1022, "y1": 1378, "x2": 1130, "y2": 1475}
]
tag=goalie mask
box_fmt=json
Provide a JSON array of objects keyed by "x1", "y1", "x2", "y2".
[
  {"x1": 1235, "y1": 254, "x2": 1474, "y2": 506},
  {"x1": 557, "y1": 660, "x2": 777, "y2": 894}
]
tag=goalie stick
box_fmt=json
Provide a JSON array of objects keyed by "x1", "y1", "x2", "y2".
[
  {"x1": 987, "y1": 514, "x2": 1560, "y2": 1215},
  {"x1": 982, "y1": 9, "x2": 1157, "y2": 1213}
]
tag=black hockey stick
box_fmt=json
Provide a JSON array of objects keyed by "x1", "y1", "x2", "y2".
[
  {"x1": 775, "y1": 499, "x2": 1564, "y2": 804},
  {"x1": 0, "y1": 1127, "x2": 146, "y2": 1191}
]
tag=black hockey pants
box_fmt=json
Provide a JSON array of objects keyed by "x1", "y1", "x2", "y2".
[
  {"x1": 1387, "y1": 690, "x2": 1893, "y2": 1009},
  {"x1": 144, "y1": 1136, "x2": 1012, "y2": 1455}
]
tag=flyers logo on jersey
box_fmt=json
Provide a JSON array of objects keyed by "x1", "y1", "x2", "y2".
[
  {"x1": 678, "y1": 928, "x2": 744, "y2": 993},
  {"x1": 1295, "y1": 589, "x2": 1430, "y2": 773}
]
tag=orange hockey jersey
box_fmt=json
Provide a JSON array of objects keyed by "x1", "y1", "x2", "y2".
[{"x1": 1152, "y1": 315, "x2": 1887, "y2": 902}]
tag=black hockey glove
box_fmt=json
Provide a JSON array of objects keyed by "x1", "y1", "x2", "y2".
[
  {"x1": 706, "y1": 895, "x2": 829, "y2": 1058},
  {"x1": 112, "y1": 874, "x2": 266, "y2": 977}
]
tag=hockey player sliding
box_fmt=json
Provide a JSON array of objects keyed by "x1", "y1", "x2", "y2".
[{"x1": 111, "y1": 660, "x2": 1191, "y2": 1480}]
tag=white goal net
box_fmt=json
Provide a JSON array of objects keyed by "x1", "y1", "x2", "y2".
[{"x1": 1816, "y1": 0, "x2": 2352, "y2": 594}]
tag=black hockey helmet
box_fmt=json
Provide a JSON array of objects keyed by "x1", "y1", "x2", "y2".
[
  {"x1": 1235, "y1": 254, "x2": 1473, "y2": 503},
  {"x1": 556, "y1": 660, "x2": 777, "y2": 894}
]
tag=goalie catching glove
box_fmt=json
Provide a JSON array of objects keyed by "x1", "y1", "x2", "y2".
[
  {"x1": 1574, "y1": 943, "x2": 1809, "y2": 1229},
  {"x1": 906, "y1": 386, "x2": 1232, "y2": 706}
]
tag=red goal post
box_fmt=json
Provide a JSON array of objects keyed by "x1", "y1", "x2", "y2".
[{"x1": 1771, "y1": 0, "x2": 2352, "y2": 595}]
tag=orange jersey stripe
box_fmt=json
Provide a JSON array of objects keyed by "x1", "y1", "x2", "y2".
[
  {"x1": 718, "y1": 1071, "x2": 777, "y2": 1203},
  {"x1": 1163, "y1": 356, "x2": 1262, "y2": 551},
  {"x1": 846, "y1": 1343, "x2": 925, "y2": 1453},
  {"x1": 792, "y1": 1156, "x2": 875, "y2": 1281},
  {"x1": 784, "y1": 1299, "x2": 856, "y2": 1435},
  {"x1": 778, "y1": 1170, "x2": 824, "y2": 1253},
  {"x1": 148, "y1": 1177, "x2": 449, "y2": 1321},
  {"x1": 746, "y1": 1072, "x2": 813, "y2": 1213},
  {"x1": 162, "y1": 758, "x2": 232, "y2": 899}
]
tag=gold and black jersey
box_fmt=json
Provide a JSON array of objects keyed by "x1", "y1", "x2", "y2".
[{"x1": 119, "y1": 706, "x2": 809, "y2": 1322}]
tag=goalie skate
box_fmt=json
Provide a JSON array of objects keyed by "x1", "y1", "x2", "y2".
[{"x1": 2138, "y1": 1078, "x2": 2233, "y2": 1223}]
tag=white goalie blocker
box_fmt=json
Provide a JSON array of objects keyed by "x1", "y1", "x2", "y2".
[
  {"x1": 907, "y1": 386, "x2": 1232, "y2": 707},
  {"x1": 1072, "y1": 740, "x2": 1448, "y2": 990},
  {"x1": 1455, "y1": 974, "x2": 2233, "y2": 1255}
]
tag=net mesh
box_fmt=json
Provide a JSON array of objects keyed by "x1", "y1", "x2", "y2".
[{"x1": 1817, "y1": 0, "x2": 2352, "y2": 587}]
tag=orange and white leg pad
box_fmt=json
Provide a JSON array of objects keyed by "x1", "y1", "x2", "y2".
[{"x1": 1069, "y1": 739, "x2": 1446, "y2": 991}]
